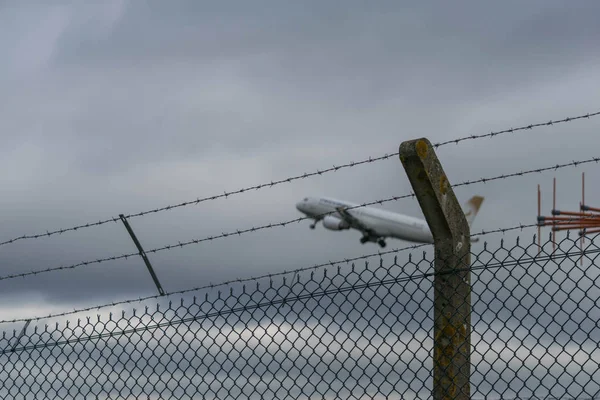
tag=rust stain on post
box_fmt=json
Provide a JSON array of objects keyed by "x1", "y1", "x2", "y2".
[
  {"x1": 416, "y1": 139, "x2": 429, "y2": 158},
  {"x1": 399, "y1": 137, "x2": 471, "y2": 400},
  {"x1": 440, "y1": 175, "x2": 448, "y2": 195}
]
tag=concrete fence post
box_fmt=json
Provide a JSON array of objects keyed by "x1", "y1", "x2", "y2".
[{"x1": 399, "y1": 138, "x2": 471, "y2": 400}]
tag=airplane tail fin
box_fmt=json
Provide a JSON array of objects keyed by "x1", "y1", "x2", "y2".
[{"x1": 463, "y1": 195, "x2": 484, "y2": 229}]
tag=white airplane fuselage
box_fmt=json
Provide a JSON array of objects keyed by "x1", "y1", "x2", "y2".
[
  {"x1": 296, "y1": 196, "x2": 434, "y2": 245},
  {"x1": 296, "y1": 195, "x2": 484, "y2": 247}
]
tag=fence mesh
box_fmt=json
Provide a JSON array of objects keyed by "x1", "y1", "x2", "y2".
[{"x1": 1, "y1": 233, "x2": 599, "y2": 399}]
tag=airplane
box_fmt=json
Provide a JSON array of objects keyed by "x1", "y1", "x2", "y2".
[{"x1": 295, "y1": 195, "x2": 484, "y2": 248}]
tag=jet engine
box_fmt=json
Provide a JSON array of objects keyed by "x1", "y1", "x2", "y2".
[{"x1": 322, "y1": 215, "x2": 350, "y2": 230}]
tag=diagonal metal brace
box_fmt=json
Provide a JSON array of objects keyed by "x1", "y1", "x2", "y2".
[
  {"x1": 119, "y1": 214, "x2": 165, "y2": 296},
  {"x1": 9, "y1": 320, "x2": 31, "y2": 353}
]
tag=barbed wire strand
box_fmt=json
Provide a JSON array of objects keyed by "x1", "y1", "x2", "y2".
[
  {"x1": 1, "y1": 155, "x2": 597, "y2": 286},
  {"x1": 1, "y1": 110, "x2": 598, "y2": 249},
  {"x1": 4, "y1": 237, "x2": 595, "y2": 350},
  {"x1": 0, "y1": 219, "x2": 574, "y2": 326},
  {"x1": 432, "y1": 110, "x2": 600, "y2": 148}
]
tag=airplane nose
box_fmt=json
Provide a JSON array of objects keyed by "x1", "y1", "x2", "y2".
[{"x1": 296, "y1": 202, "x2": 303, "y2": 212}]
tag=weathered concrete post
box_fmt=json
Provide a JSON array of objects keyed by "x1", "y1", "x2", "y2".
[{"x1": 399, "y1": 138, "x2": 471, "y2": 400}]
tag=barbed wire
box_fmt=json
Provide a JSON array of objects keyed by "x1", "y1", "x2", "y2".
[
  {"x1": 3, "y1": 235, "x2": 596, "y2": 351},
  {"x1": 0, "y1": 219, "x2": 571, "y2": 326},
  {"x1": 0, "y1": 155, "x2": 596, "y2": 286},
  {"x1": 1, "y1": 110, "x2": 598, "y2": 249},
  {"x1": 432, "y1": 110, "x2": 600, "y2": 148},
  {"x1": 78, "y1": 155, "x2": 600, "y2": 257},
  {"x1": 0, "y1": 252, "x2": 139, "y2": 283},
  {"x1": 452, "y1": 156, "x2": 600, "y2": 187}
]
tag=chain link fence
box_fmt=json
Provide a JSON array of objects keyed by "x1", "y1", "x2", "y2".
[{"x1": 0, "y1": 233, "x2": 599, "y2": 399}]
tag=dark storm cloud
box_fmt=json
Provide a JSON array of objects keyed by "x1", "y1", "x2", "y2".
[
  {"x1": 3, "y1": 6, "x2": 600, "y2": 400},
  {"x1": 0, "y1": 0, "x2": 600, "y2": 353}
]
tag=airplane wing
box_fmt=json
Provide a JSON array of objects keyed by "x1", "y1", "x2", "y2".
[
  {"x1": 335, "y1": 205, "x2": 479, "y2": 243},
  {"x1": 335, "y1": 207, "x2": 377, "y2": 236}
]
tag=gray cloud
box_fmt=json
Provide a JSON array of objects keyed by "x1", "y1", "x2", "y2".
[{"x1": 1, "y1": 5, "x2": 600, "y2": 395}]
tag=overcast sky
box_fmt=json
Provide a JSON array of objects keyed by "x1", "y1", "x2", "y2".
[
  {"x1": 1, "y1": 0, "x2": 599, "y2": 311},
  {"x1": 1, "y1": 1, "x2": 600, "y2": 396},
  {"x1": 0, "y1": 0, "x2": 598, "y2": 313}
]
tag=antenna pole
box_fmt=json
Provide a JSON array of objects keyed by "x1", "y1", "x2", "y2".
[
  {"x1": 581, "y1": 172, "x2": 585, "y2": 265},
  {"x1": 553, "y1": 178, "x2": 556, "y2": 253},
  {"x1": 538, "y1": 184, "x2": 541, "y2": 254}
]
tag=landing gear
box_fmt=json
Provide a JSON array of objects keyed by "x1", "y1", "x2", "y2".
[
  {"x1": 309, "y1": 223, "x2": 316, "y2": 229},
  {"x1": 360, "y1": 236, "x2": 386, "y2": 247}
]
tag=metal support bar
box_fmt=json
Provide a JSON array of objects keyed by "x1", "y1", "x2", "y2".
[
  {"x1": 580, "y1": 228, "x2": 600, "y2": 235},
  {"x1": 119, "y1": 214, "x2": 165, "y2": 296},
  {"x1": 549, "y1": 220, "x2": 600, "y2": 225},
  {"x1": 553, "y1": 178, "x2": 556, "y2": 252},
  {"x1": 582, "y1": 172, "x2": 585, "y2": 266},
  {"x1": 11, "y1": 320, "x2": 31, "y2": 352},
  {"x1": 552, "y1": 210, "x2": 594, "y2": 217},
  {"x1": 538, "y1": 184, "x2": 541, "y2": 254},
  {"x1": 553, "y1": 225, "x2": 600, "y2": 232},
  {"x1": 539, "y1": 216, "x2": 600, "y2": 222},
  {"x1": 581, "y1": 205, "x2": 600, "y2": 213},
  {"x1": 550, "y1": 225, "x2": 600, "y2": 230},
  {"x1": 399, "y1": 138, "x2": 471, "y2": 400}
]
